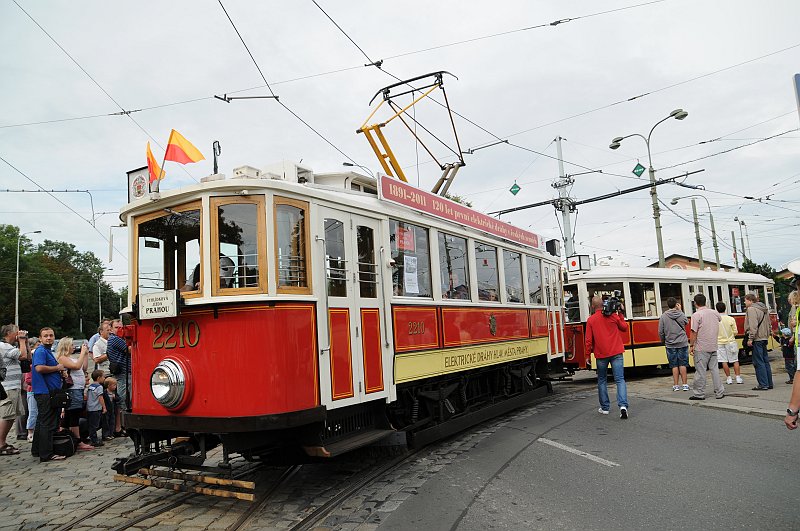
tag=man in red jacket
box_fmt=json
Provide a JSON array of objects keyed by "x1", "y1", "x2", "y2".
[{"x1": 585, "y1": 296, "x2": 629, "y2": 419}]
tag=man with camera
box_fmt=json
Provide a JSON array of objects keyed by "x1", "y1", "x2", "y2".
[
  {"x1": 0, "y1": 324, "x2": 30, "y2": 455},
  {"x1": 585, "y1": 294, "x2": 629, "y2": 419}
]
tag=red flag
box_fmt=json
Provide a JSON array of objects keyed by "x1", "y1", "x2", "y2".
[{"x1": 146, "y1": 142, "x2": 165, "y2": 183}]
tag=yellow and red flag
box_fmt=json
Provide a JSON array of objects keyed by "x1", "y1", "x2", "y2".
[
  {"x1": 146, "y1": 142, "x2": 166, "y2": 183},
  {"x1": 164, "y1": 129, "x2": 205, "y2": 164}
]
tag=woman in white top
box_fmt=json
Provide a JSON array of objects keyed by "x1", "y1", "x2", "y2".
[{"x1": 55, "y1": 338, "x2": 92, "y2": 451}]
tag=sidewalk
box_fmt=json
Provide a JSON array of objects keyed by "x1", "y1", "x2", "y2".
[{"x1": 623, "y1": 355, "x2": 793, "y2": 420}]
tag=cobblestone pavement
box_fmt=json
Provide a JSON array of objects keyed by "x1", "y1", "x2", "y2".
[
  {"x1": 0, "y1": 390, "x2": 589, "y2": 530},
  {"x1": 2, "y1": 362, "x2": 785, "y2": 531}
]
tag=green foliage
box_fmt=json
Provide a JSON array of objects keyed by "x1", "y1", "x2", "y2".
[
  {"x1": 741, "y1": 258, "x2": 793, "y2": 322},
  {"x1": 443, "y1": 193, "x2": 473, "y2": 208},
  {"x1": 0, "y1": 225, "x2": 127, "y2": 338}
]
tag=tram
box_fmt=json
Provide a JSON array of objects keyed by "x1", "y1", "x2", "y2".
[
  {"x1": 562, "y1": 264, "x2": 779, "y2": 371},
  {"x1": 112, "y1": 159, "x2": 565, "y2": 482}
]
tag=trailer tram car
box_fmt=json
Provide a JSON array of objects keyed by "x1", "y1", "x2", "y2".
[
  {"x1": 113, "y1": 161, "x2": 566, "y2": 480},
  {"x1": 562, "y1": 265, "x2": 778, "y2": 372}
]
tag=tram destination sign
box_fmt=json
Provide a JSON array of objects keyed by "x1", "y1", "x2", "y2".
[
  {"x1": 139, "y1": 290, "x2": 179, "y2": 319},
  {"x1": 379, "y1": 176, "x2": 543, "y2": 249}
]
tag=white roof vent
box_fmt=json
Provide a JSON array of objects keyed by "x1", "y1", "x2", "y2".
[
  {"x1": 200, "y1": 173, "x2": 225, "y2": 183},
  {"x1": 262, "y1": 161, "x2": 314, "y2": 184},
  {"x1": 232, "y1": 165, "x2": 262, "y2": 179}
]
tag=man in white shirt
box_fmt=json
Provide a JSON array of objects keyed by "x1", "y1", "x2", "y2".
[{"x1": 92, "y1": 322, "x2": 111, "y2": 375}]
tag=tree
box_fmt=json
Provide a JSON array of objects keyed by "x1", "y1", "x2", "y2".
[
  {"x1": 741, "y1": 258, "x2": 793, "y2": 322},
  {"x1": 443, "y1": 193, "x2": 473, "y2": 208}
]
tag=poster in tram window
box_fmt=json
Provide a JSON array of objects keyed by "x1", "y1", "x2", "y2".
[
  {"x1": 404, "y1": 255, "x2": 419, "y2": 294},
  {"x1": 398, "y1": 226, "x2": 416, "y2": 252}
]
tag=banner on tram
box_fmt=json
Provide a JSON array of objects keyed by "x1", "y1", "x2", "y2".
[{"x1": 378, "y1": 175, "x2": 544, "y2": 249}]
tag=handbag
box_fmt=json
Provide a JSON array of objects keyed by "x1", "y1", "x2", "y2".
[
  {"x1": 62, "y1": 371, "x2": 74, "y2": 389},
  {"x1": 109, "y1": 361, "x2": 123, "y2": 376},
  {"x1": 19, "y1": 359, "x2": 31, "y2": 373},
  {"x1": 45, "y1": 371, "x2": 70, "y2": 410}
]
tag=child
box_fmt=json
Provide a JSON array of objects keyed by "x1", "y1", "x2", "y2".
[
  {"x1": 716, "y1": 302, "x2": 742, "y2": 385},
  {"x1": 86, "y1": 370, "x2": 106, "y2": 447},
  {"x1": 775, "y1": 327, "x2": 795, "y2": 384},
  {"x1": 102, "y1": 377, "x2": 117, "y2": 441}
]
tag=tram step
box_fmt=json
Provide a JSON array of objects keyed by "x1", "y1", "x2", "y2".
[{"x1": 325, "y1": 429, "x2": 396, "y2": 457}]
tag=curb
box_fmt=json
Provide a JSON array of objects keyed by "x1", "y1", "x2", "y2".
[{"x1": 637, "y1": 394, "x2": 784, "y2": 421}]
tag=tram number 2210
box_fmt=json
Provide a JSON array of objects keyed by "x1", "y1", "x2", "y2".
[{"x1": 152, "y1": 320, "x2": 200, "y2": 349}]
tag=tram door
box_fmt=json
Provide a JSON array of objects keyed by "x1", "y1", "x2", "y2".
[
  {"x1": 706, "y1": 284, "x2": 724, "y2": 310},
  {"x1": 542, "y1": 262, "x2": 565, "y2": 358},
  {"x1": 318, "y1": 207, "x2": 389, "y2": 408}
]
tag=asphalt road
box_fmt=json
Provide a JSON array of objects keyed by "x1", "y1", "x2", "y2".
[{"x1": 382, "y1": 393, "x2": 795, "y2": 530}]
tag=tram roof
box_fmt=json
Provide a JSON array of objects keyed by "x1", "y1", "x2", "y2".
[
  {"x1": 566, "y1": 266, "x2": 773, "y2": 285},
  {"x1": 120, "y1": 170, "x2": 556, "y2": 257}
]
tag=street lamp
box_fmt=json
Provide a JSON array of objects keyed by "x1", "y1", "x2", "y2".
[
  {"x1": 15, "y1": 230, "x2": 41, "y2": 326},
  {"x1": 610, "y1": 109, "x2": 689, "y2": 268},
  {"x1": 671, "y1": 195, "x2": 720, "y2": 270}
]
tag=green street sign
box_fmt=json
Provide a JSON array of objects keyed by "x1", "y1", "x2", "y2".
[
  {"x1": 632, "y1": 163, "x2": 646, "y2": 177},
  {"x1": 509, "y1": 183, "x2": 521, "y2": 196}
]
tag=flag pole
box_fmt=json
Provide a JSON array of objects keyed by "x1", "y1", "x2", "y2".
[{"x1": 153, "y1": 130, "x2": 174, "y2": 194}]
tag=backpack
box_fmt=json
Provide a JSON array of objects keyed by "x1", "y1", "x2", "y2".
[{"x1": 52, "y1": 431, "x2": 76, "y2": 458}]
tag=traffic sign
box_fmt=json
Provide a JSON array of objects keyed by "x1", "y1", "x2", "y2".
[
  {"x1": 632, "y1": 163, "x2": 646, "y2": 177},
  {"x1": 509, "y1": 182, "x2": 521, "y2": 195}
]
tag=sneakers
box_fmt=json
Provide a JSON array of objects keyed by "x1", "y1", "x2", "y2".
[
  {"x1": 735, "y1": 376, "x2": 743, "y2": 384},
  {"x1": 620, "y1": 407, "x2": 629, "y2": 419},
  {"x1": 672, "y1": 385, "x2": 681, "y2": 392},
  {"x1": 682, "y1": 384, "x2": 690, "y2": 391},
  {"x1": 689, "y1": 395, "x2": 705, "y2": 400},
  {"x1": 598, "y1": 408, "x2": 609, "y2": 415},
  {"x1": 726, "y1": 376, "x2": 733, "y2": 385}
]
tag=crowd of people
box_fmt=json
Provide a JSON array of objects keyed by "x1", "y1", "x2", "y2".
[
  {"x1": 584, "y1": 268, "x2": 800, "y2": 424},
  {"x1": 0, "y1": 319, "x2": 129, "y2": 462}
]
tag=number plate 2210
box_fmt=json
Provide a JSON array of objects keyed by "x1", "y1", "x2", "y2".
[{"x1": 152, "y1": 320, "x2": 200, "y2": 349}]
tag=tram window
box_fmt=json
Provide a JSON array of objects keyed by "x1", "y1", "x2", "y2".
[
  {"x1": 586, "y1": 282, "x2": 625, "y2": 314},
  {"x1": 526, "y1": 256, "x2": 543, "y2": 304},
  {"x1": 475, "y1": 243, "x2": 499, "y2": 302},
  {"x1": 503, "y1": 250, "x2": 523, "y2": 303},
  {"x1": 748, "y1": 285, "x2": 765, "y2": 303},
  {"x1": 275, "y1": 198, "x2": 310, "y2": 293},
  {"x1": 389, "y1": 219, "x2": 432, "y2": 298},
  {"x1": 324, "y1": 218, "x2": 346, "y2": 297},
  {"x1": 564, "y1": 284, "x2": 580, "y2": 322},
  {"x1": 212, "y1": 198, "x2": 265, "y2": 294},
  {"x1": 728, "y1": 284, "x2": 745, "y2": 313},
  {"x1": 357, "y1": 225, "x2": 377, "y2": 298},
  {"x1": 630, "y1": 282, "x2": 657, "y2": 318},
  {"x1": 135, "y1": 205, "x2": 201, "y2": 298},
  {"x1": 439, "y1": 233, "x2": 470, "y2": 300},
  {"x1": 766, "y1": 286, "x2": 776, "y2": 312},
  {"x1": 658, "y1": 282, "x2": 683, "y2": 313}
]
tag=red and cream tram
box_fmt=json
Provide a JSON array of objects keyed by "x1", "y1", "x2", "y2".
[
  {"x1": 114, "y1": 160, "x2": 565, "y2": 478},
  {"x1": 562, "y1": 265, "x2": 778, "y2": 371}
]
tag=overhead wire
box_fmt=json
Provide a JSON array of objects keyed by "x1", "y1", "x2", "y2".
[
  {"x1": 10, "y1": 0, "x2": 200, "y2": 184},
  {"x1": 217, "y1": 0, "x2": 362, "y2": 166}
]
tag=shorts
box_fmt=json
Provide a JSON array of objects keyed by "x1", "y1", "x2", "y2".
[
  {"x1": 666, "y1": 346, "x2": 689, "y2": 368},
  {"x1": 0, "y1": 388, "x2": 26, "y2": 420},
  {"x1": 717, "y1": 341, "x2": 739, "y2": 364}
]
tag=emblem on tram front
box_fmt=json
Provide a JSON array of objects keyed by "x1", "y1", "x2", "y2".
[
  {"x1": 489, "y1": 314, "x2": 497, "y2": 336},
  {"x1": 131, "y1": 175, "x2": 148, "y2": 199}
]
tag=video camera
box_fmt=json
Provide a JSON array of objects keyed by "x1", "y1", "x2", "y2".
[{"x1": 602, "y1": 290, "x2": 623, "y2": 316}]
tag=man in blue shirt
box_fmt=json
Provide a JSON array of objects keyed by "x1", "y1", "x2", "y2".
[
  {"x1": 31, "y1": 327, "x2": 66, "y2": 461},
  {"x1": 106, "y1": 319, "x2": 130, "y2": 435}
]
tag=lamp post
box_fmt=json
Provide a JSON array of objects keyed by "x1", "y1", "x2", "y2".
[
  {"x1": 610, "y1": 109, "x2": 689, "y2": 268},
  {"x1": 15, "y1": 230, "x2": 41, "y2": 326},
  {"x1": 671, "y1": 195, "x2": 720, "y2": 270}
]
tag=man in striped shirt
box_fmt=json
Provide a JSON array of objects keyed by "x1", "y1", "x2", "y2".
[{"x1": 0, "y1": 324, "x2": 29, "y2": 455}]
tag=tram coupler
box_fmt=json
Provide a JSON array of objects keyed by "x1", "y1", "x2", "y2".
[{"x1": 112, "y1": 439, "x2": 197, "y2": 476}]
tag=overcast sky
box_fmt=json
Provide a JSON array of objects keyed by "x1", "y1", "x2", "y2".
[{"x1": 2, "y1": 0, "x2": 799, "y2": 290}]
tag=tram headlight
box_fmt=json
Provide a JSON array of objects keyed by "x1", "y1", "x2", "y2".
[{"x1": 150, "y1": 359, "x2": 186, "y2": 409}]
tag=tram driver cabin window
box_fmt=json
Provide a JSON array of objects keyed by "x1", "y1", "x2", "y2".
[
  {"x1": 389, "y1": 220, "x2": 431, "y2": 298},
  {"x1": 564, "y1": 284, "x2": 580, "y2": 322},
  {"x1": 275, "y1": 198, "x2": 310, "y2": 293},
  {"x1": 212, "y1": 197, "x2": 266, "y2": 294},
  {"x1": 136, "y1": 205, "x2": 201, "y2": 297}
]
